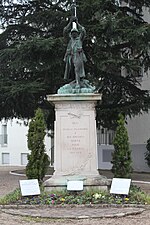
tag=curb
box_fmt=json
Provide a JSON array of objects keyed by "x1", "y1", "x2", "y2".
[{"x1": 0, "y1": 204, "x2": 147, "y2": 219}]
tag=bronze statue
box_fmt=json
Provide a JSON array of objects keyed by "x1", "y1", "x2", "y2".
[
  {"x1": 58, "y1": 0, "x2": 95, "y2": 94},
  {"x1": 63, "y1": 16, "x2": 87, "y2": 87}
]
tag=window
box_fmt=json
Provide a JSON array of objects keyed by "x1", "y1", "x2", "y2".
[
  {"x1": 1, "y1": 124, "x2": 8, "y2": 145},
  {"x1": 21, "y1": 153, "x2": 28, "y2": 165},
  {"x1": 2, "y1": 153, "x2": 10, "y2": 164}
]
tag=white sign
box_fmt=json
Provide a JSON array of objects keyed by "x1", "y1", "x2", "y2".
[
  {"x1": 67, "y1": 180, "x2": 83, "y2": 191},
  {"x1": 19, "y1": 179, "x2": 40, "y2": 196},
  {"x1": 110, "y1": 178, "x2": 131, "y2": 195}
]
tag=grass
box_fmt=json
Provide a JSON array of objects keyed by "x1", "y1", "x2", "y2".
[{"x1": 0, "y1": 185, "x2": 150, "y2": 206}]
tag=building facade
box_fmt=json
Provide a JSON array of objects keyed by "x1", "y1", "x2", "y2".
[{"x1": 0, "y1": 118, "x2": 52, "y2": 166}]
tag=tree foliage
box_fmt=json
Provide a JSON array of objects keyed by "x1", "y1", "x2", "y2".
[
  {"x1": 26, "y1": 108, "x2": 50, "y2": 182},
  {"x1": 111, "y1": 114, "x2": 132, "y2": 178},
  {"x1": 0, "y1": 0, "x2": 150, "y2": 128},
  {"x1": 145, "y1": 138, "x2": 150, "y2": 168}
]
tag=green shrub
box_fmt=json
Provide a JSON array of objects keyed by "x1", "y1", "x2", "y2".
[
  {"x1": 145, "y1": 138, "x2": 150, "y2": 167},
  {"x1": 111, "y1": 114, "x2": 132, "y2": 178},
  {"x1": 26, "y1": 108, "x2": 50, "y2": 182}
]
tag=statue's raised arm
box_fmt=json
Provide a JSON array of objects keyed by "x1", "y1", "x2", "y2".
[
  {"x1": 63, "y1": 17, "x2": 73, "y2": 39},
  {"x1": 76, "y1": 18, "x2": 86, "y2": 41}
]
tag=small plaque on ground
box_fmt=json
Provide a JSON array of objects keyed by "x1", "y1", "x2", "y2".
[
  {"x1": 19, "y1": 179, "x2": 40, "y2": 196},
  {"x1": 67, "y1": 180, "x2": 83, "y2": 191},
  {"x1": 110, "y1": 178, "x2": 131, "y2": 195}
]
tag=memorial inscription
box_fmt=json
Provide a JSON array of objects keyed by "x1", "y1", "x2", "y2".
[{"x1": 60, "y1": 113, "x2": 90, "y2": 171}]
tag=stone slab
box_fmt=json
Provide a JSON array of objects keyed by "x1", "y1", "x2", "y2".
[
  {"x1": 44, "y1": 174, "x2": 110, "y2": 192},
  {"x1": 47, "y1": 93, "x2": 102, "y2": 103},
  {"x1": 1, "y1": 205, "x2": 145, "y2": 219}
]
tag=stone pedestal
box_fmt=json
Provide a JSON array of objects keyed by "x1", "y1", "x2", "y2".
[{"x1": 44, "y1": 94, "x2": 109, "y2": 191}]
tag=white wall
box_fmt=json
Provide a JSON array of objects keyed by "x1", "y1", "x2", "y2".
[
  {"x1": 0, "y1": 118, "x2": 52, "y2": 166},
  {"x1": 127, "y1": 112, "x2": 150, "y2": 145}
]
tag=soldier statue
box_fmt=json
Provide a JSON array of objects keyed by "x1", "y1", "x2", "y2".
[
  {"x1": 63, "y1": 16, "x2": 87, "y2": 87},
  {"x1": 58, "y1": 0, "x2": 95, "y2": 94}
]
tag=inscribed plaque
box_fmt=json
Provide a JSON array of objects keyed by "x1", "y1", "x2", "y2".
[
  {"x1": 110, "y1": 178, "x2": 131, "y2": 195},
  {"x1": 67, "y1": 180, "x2": 83, "y2": 191},
  {"x1": 19, "y1": 179, "x2": 40, "y2": 196}
]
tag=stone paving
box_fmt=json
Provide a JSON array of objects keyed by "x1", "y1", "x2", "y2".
[
  {"x1": 0, "y1": 210, "x2": 150, "y2": 225},
  {"x1": 0, "y1": 205, "x2": 145, "y2": 219}
]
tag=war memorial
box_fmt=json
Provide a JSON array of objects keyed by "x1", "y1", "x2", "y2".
[{"x1": 44, "y1": 0, "x2": 109, "y2": 191}]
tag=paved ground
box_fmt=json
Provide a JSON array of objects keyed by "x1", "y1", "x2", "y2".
[
  {"x1": 0, "y1": 166, "x2": 27, "y2": 197},
  {"x1": 0, "y1": 166, "x2": 150, "y2": 225}
]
